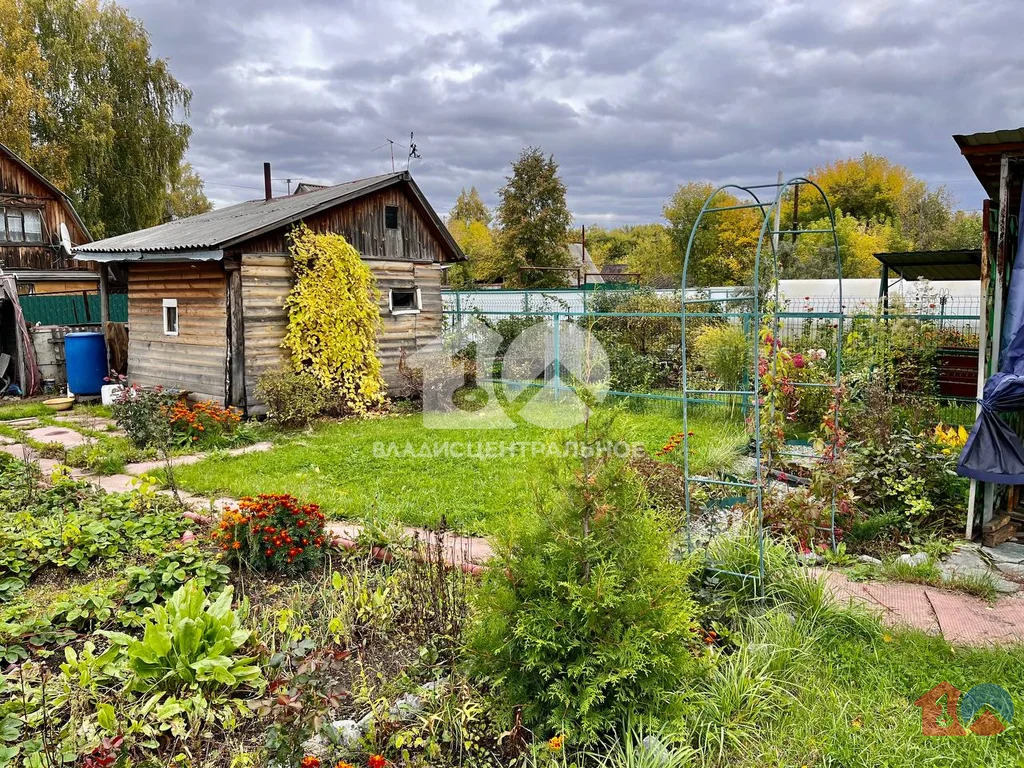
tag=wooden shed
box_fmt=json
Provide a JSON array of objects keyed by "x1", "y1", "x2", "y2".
[
  {"x1": 0, "y1": 143, "x2": 96, "y2": 293},
  {"x1": 73, "y1": 171, "x2": 464, "y2": 411}
]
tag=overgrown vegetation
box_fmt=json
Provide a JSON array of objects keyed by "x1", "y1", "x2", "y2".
[{"x1": 283, "y1": 225, "x2": 388, "y2": 416}]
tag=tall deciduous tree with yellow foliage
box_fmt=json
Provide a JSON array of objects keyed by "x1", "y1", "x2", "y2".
[{"x1": 445, "y1": 187, "x2": 501, "y2": 287}]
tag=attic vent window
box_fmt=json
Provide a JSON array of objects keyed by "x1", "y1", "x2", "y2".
[
  {"x1": 389, "y1": 288, "x2": 420, "y2": 315},
  {"x1": 163, "y1": 298, "x2": 179, "y2": 336},
  {"x1": 384, "y1": 205, "x2": 399, "y2": 230}
]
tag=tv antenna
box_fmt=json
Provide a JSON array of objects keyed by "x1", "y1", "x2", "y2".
[
  {"x1": 370, "y1": 134, "x2": 420, "y2": 173},
  {"x1": 407, "y1": 132, "x2": 420, "y2": 169}
]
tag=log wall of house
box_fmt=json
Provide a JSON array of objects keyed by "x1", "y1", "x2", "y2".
[
  {"x1": 0, "y1": 152, "x2": 91, "y2": 270},
  {"x1": 126, "y1": 261, "x2": 227, "y2": 402},
  {"x1": 239, "y1": 255, "x2": 443, "y2": 412},
  {"x1": 226, "y1": 186, "x2": 450, "y2": 264},
  {"x1": 369, "y1": 259, "x2": 443, "y2": 394},
  {"x1": 239, "y1": 253, "x2": 292, "y2": 408}
]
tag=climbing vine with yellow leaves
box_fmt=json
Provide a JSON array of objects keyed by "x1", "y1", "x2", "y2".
[{"x1": 283, "y1": 224, "x2": 387, "y2": 414}]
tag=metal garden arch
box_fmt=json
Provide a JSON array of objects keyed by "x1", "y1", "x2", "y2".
[{"x1": 679, "y1": 178, "x2": 845, "y2": 595}]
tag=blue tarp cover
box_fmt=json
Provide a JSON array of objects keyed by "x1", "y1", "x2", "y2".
[{"x1": 958, "y1": 188, "x2": 1024, "y2": 483}]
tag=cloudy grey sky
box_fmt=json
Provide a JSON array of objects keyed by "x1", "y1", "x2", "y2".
[{"x1": 124, "y1": 0, "x2": 1022, "y2": 225}]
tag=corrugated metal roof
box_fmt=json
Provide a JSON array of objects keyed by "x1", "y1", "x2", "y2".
[
  {"x1": 875, "y1": 249, "x2": 982, "y2": 281},
  {"x1": 953, "y1": 128, "x2": 1024, "y2": 150},
  {"x1": 952, "y1": 128, "x2": 1024, "y2": 210},
  {"x1": 76, "y1": 172, "x2": 400, "y2": 254}
]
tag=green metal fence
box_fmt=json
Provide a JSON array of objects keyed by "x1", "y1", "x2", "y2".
[
  {"x1": 441, "y1": 289, "x2": 983, "y2": 424},
  {"x1": 19, "y1": 293, "x2": 128, "y2": 326}
]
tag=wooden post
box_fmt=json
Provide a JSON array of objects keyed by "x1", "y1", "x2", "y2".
[
  {"x1": 983, "y1": 157, "x2": 1014, "y2": 528},
  {"x1": 966, "y1": 199, "x2": 992, "y2": 541},
  {"x1": 226, "y1": 265, "x2": 247, "y2": 412},
  {"x1": 98, "y1": 265, "x2": 111, "y2": 373}
]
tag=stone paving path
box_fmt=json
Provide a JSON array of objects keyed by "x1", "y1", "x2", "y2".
[
  {"x1": 814, "y1": 566, "x2": 1024, "y2": 646},
  {"x1": 8, "y1": 410, "x2": 1024, "y2": 645}
]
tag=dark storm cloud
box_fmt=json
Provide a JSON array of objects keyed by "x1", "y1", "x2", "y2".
[{"x1": 124, "y1": 0, "x2": 1024, "y2": 224}]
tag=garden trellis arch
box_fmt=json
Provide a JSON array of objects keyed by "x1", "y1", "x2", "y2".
[{"x1": 680, "y1": 178, "x2": 845, "y2": 596}]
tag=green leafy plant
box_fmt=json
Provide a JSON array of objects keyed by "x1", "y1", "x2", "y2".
[
  {"x1": 100, "y1": 582, "x2": 263, "y2": 694},
  {"x1": 692, "y1": 322, "x2": 749, "y2": 393},
  {"x1": 124, "y1": 543, "x2": 231, "y2": 607}
]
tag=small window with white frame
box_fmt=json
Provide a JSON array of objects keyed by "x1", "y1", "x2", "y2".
[
  {"x1": 162, "y1": 298, "x2": 179, "y2": 336},
  {"x1": 388, "y1": 287, "x2": 420, "y2": 315}
]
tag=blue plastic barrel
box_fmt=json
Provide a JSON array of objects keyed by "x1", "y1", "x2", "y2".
[{"x1": 64, "y1": 332, "x2": 107, "y2": 396}]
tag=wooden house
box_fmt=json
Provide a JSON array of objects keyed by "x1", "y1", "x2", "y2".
[
  {"x1": 73, "y1": 170, "x2": 464, "y2": 411},
  {"x1": 0, "y1": 143, "x2": 96, "y2": 294}
]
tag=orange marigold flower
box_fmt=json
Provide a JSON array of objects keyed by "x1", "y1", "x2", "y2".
[
  {"x1": 335, "y1": 762, "x2": 355, "y2": 768},
  {"x1": 548, "y1": 735, "x2": 563, "y2": 751},
  {"x1": 232, "y1": 541, "x2": 242, "y2": 550},
  {"x1": 367, "y1": 756, "x2": 387, "y2": 768},
  {"x1": 300, "y1": 757, "x2": 321, "y2": 768}
]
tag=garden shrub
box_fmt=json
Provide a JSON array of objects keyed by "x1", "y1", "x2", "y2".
[
  {"x1": 214, "y1": 493, "x2": 330, "y2": 574},
  {"x1": 849, "y1": 428, "x2": 966, "y2": 534},
  {"x1": 255, "y1": 368, "x2": 335, "y2": 427},
  {"x1": 110, "y1": 384, "x2": 178, "y2": 448},
  {"x1": 283, "y1": 224, "x2": 387, "y2": 415},
  {"x1": 603, "y1": 341, "x2": 658, "y2": 397},
  {"x1": 692, "y1": 322, "x2": 749, "y2": 391},
  {"x1": 470, "y1": 415, "x2": 708, "y2": 744}
]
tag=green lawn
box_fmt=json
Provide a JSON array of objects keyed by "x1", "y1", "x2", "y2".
[{"x1": 171, "y1": 402, "x2": 747, "y2": 534}]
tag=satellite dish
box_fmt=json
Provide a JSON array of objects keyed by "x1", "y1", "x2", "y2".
[{"x1": 59, "y1": 223, "x2": 73, "y2": 258}]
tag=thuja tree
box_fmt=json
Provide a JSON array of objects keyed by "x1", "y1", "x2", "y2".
[
  {"x1": 283, "y1": 225, "x2": 387, "y2": 414},
  {"x1": 469, "y1": 408, "x2": 708, "y2": 743}
]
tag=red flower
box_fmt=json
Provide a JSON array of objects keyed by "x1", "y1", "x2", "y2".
[
  {"x1": 791, "y1": 353, "x2": 805, "y2": 369},
  {"x1": 301, "y1": 757, "x2": 321, "y2": 768},
  {"x1": 368, "y1": 756, "x2": 387, "y2": 768}
]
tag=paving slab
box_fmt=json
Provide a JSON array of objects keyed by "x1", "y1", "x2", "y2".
[
  {"x1": 92, "y1": 474, "x2": 138, "y2": 494},
  {"x1": 982, "y1": 542, "x2": 1024, "y2": 564},
  {"x1": 24, "y1": 426, "x2": 89, "y2": 448},
  {"x1": 925, "y1": 589, "x2": 1024, "y2": 646},
  {"x1": 123, "y1": 441, "x2": 275, "y2": 474},
  {"x1": 4, "y1": 417, "x2": 41, "y2": 428},
  {"x1": 861, "y1": 582, "x2": 940, "y2": 634},
  {"x1": 0, "y1": 443, "x2": 37, "y2": 461}
]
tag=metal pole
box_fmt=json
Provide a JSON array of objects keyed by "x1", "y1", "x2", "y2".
[{"x1": 552, "y1": 312, "x2": 561, "y2": 400}]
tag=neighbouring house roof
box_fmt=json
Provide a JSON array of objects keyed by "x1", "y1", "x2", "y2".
[
  {"x1": 568, "y1": 243, "x2": 603, "y2": 285},
  {"x1": 0, "y1": 143, "x2": 91, "y2": 243},
  {"x1": 874, "y1": 249, "x2": 982, "y2": 281},
  {"x1": 9, "y1": 269, "x2": 99, "y2": 283},
  {"x1": 953, "y1": 128, "x2": 1024, "y2": 214},
  {"x1": 74, "y1": 170, "x2": 464, "y2": 262},
  {"x1": 292, "y1": 182, "x2": 328, "y2": 195}
]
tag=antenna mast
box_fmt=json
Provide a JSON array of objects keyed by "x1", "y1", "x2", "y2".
[{"x1": 407, "y1": 132, "x2": 420, "y2": 170}]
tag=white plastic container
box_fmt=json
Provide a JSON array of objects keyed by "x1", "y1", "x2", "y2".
[{"x1": 100, "y1": 383, "x2": 124, "y2": 406}]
